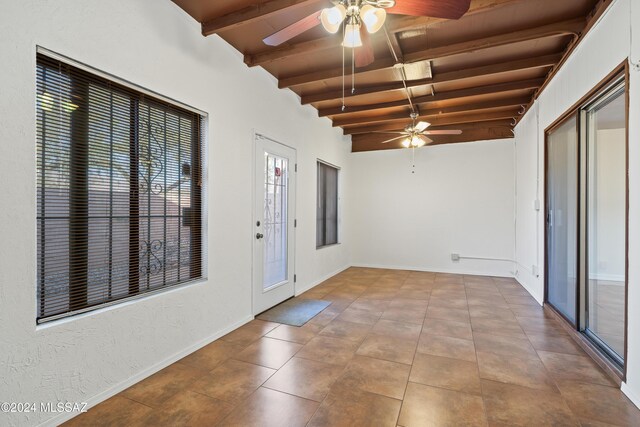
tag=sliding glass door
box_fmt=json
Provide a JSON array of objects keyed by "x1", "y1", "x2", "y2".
[
  {"x1": 545, "y1": 70, "x2": 627, "y2": 370},
  {"x1": 546, "y1": 116, "x2": 579, "y2": 324},
  {"x1": 584, "y1": 82, "x2": 626, "y2": 363}
]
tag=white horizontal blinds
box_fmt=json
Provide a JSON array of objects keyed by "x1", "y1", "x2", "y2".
[
  {"x1": 316, "y1": 162, "x2": 339, "y2": 247},
  {"x1": 36, "y1": 54, "x2": 203, "y2": 322}
]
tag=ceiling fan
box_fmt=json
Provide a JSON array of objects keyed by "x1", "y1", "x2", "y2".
[
  {"x1": 376, "y1": 112, "x2": 463, "y2": 148},
  {"x1": 263, "y1": 0, "x2": 471, "y2": 67}
]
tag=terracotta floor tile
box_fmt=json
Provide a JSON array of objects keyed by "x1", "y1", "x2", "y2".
[
  {"x1": 142, "y1": 390, "x2": 234, "y2": 426},
  {"x1": 388, "y1": 298, "x2": 430, "y2": 311},
  {"x1": 425, "y1": 306, "x2": 471, "y2": 323},
  {"x1": 510, "y1": 305, "x2": 547, "y2": 317},
  {"x1": 527, "y1": 333, "x2": 585, "y2": 356},
  {"x1": 472, "y1": 331, "x2": 539, "y2": 360},
  {"x1": 178, "y1": 340, "x2": 246, "y2": 371},
  {"x1": 422, "y1": 318, "x2": 473, "y2": 340},
  {"x1": 337, "y1": 307, "x2": 383, "y2": 325},
  {"x1": 296, "y1": 335, "x2": 360, "y2": 366},
  {"x1": 356, "y1": 333, "x2": 418, "y2": 365},
  {"x1": 307, "y1": 387, "x2": 402, "y2": 427},
  {"x1": 518, "y1": 316, "x2": 568, "y2": 337},
  {"x1": 410, "y1": 353, "x2": 482, "y2": 395},
  {"x1": 265, "y1": 323, "x2": 323, "y2": 344},
  {"x1": 306, "y1": 309, "x2": 340, "y2": 326},
  {"x1": 217, "y1": 387, "x2": 318, "y2": 427},
  {"x1": 263, "y1": 357, "x2": 344, "y2": 401},
  {"x1": 476, "y1": 351, "x2": 557, "y2": 392},
  {"x1": 319, "y1": 319, "x2": 372, "y2": 343},
  {"x1": 350, "y1": 298, "x2": 391, "y2": 312},
  {"x1": 428, "y1": 296, "x2": 469, "y2": 309},
  {"x1": 63, "y1": 396, "x2": 152, "y2": 427},
  {"x1": 481, "y1": 379, "x2": 578, "y2": 426},
  {"x1": 121, "y1": 363, "x2": 205, "y2": 407},
  {"x1": 191, "y1": 359, "x2": 275, "y2": 404},
  {"x1": 417, "y1": 333, "x2": 477, "y2": 362},
  {"x1": 220, "y1": 320, "x2": 280, "y2": 346},
  {"x1": 334, "y1": 355, "x2": 410, "y2": 400},
  {"x1": 557, "y1": 381, "x2": 640, "y2": 426},
  {"x1": 471, "y1": 318, "x2": 527, "y2": 338},
  {"x1": 233, "y1": 337, "x2": 302, "y2": 369},
  {"x1": 398, "y1": 289, "x2": 431, "y2": 300},
  {"x1": 381, "y1": 307, "x2": 426, "y2": 325},
  {"x1": 359, "y1": 288, "x2": 399, "y2": 300},
  {"x1": 469, "y1": 306, "x2": 517, "y2": 321},
  {"x1": 398, "y1": 382, "x2": 487, "y2": 427},
  {"x1": 537, "y1": 351, "x2": 617, "y2": 387},
  {"x1": 70, "y1": 268, "x2": 634, "y2": 427},
  {"x1": 371, "y1": 319, "x2": 422, "y2": 341}
]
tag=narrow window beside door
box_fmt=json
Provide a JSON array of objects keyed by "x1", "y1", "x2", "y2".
[
  {"x1": 36, "y1": 53, "x2": 204, "y2": 323},
  {"x1": 316, "y1": 161, "x2": 339, "y2": 248}
]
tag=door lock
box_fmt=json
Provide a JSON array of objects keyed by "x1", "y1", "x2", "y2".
[{"x1": 256, "y1": 233, "x2": 264, "y2": 239}]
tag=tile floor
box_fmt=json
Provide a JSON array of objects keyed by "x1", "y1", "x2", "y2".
[{"x1": 64, "y1": 268, "x2": 640, "y2": 426}]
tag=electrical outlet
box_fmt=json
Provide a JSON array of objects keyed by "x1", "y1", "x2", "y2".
[
  {"x1": 451, "y1": 253, "x2": 460, "y2": 262},
  {"x1": 532, "y1": 265, "x2": 539, "y2": 277}
]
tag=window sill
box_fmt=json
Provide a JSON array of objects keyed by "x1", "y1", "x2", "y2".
[{"x1": 35, "y1": 277, "x2": 208, "y2": 331}]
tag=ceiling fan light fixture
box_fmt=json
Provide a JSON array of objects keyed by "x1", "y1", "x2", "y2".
[
  {"x1": 411, "y1": 135, "x2": 426, "y2": 147},
  {"x1": 320, "y1": 4, "x2": 346, "y2": 34},
  {"x1": 402, "y1": 138, "x2": 411, "y2": 148},
  {"x1": 342, "y1": 22, "x2": 363, "y2": 48},
  {"x1": 360, "y1": 5, "x2": 386, "y2": 33}
]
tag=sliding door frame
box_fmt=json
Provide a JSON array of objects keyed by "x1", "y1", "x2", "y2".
[{"x1": 543, "y1": 60, "x2": 629, "y2": 381}]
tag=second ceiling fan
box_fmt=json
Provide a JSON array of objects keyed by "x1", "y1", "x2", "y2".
[{"x1": 263, "y1": 0, "x2": 471, "y2": 67}]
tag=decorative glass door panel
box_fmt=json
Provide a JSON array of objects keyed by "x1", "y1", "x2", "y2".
[{"x1": 263, "y1": 153, "x2": 288, "y2": 289}]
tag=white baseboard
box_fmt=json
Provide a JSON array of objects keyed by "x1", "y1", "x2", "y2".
[
  {"x1": 350, "y1": 263, "x2": 514, "y2": 279},
  {"x1": 41, "y1": 315, "x2": 254, "y2": 427},
  {"x1": 295, "y1": 264, "x2": 351, "y2": 296},
  {"x1": 622, "y1": 382, "x2": 640, "y2": 410}
]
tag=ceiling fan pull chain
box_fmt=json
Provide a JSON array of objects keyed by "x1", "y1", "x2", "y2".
[
  {"x1": 351, "y1": 46, "x2": 355, "y2": 95},
  {"x1": 412, "y1": 147, "x2": 416, "y2": 174}
]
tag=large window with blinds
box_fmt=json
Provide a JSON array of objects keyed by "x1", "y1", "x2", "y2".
[
  {"x1": 316, "y1": 161, "x2": 339, "y2": 248},
  {"x1": 36, "y1": 52, "x2": 204, "y2": 323}
]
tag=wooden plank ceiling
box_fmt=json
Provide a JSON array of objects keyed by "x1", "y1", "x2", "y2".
[{"x1": 172, "y1": 0, "x2": 602, "y2": 152}]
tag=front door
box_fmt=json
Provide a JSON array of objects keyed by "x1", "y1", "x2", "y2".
[{"x1": 253, "y1": 134, "x2": 296, "y2": 314}]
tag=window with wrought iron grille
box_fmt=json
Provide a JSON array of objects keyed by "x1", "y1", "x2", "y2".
[
  {"x1": 316, "y1": 161, "x2": 339, "y2": 248},
  {"x1": 36, "y1": 52, "x2": 204, "y2": 323}
]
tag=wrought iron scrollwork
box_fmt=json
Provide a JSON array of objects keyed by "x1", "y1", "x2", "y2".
[{"x1": 138, "y1": 118, "x2": 165, "y2": 195}]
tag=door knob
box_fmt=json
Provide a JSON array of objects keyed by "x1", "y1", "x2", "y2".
[{"x1": 256, "y1": 233, "x2": 264, "y2": 239}]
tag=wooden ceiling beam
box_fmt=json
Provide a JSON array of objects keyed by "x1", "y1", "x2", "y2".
[
  {"x1": 351, "y1": 127, "x2": 514, "y2": 152},
  {"x1": 344, "y1": 117, "x2": 518, "y2": 135},
  {"x1": 278, "y1": 17, "x2": 584, "y2": 88},
  {"x1": 302, "y1": 53, "x2": 561, "y2": 105},
  {"x1": 338, "y1": 97, "x2": 527, "y2": 129},
  {"x1": 244, "y1": 0, "x2": 521, "y2": 67},
  {"x1": 321, "y1": 78, "x2": 543, "y2": 118},
  {"x1": 202, "y1": 0, "x2": 320, "y2": 36},
  {"x1": 336, "y1": 105, "x2": 522, "y2": 129}
]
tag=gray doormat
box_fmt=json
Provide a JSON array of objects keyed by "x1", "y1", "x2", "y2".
[{"x1": 257, "y1": 298, "x2": 331, "y2": 326}]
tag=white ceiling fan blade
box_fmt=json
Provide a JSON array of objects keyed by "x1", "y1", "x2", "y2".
[
  {"x1": 380, "y1": 136, "x2": 407, "y2": 144},
  {"x1": 423, "y1": 130, "x2": 462, "y2": 135},
  {"x1": 415, "y1": 121, "x2": 431, "y2": 132}
]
